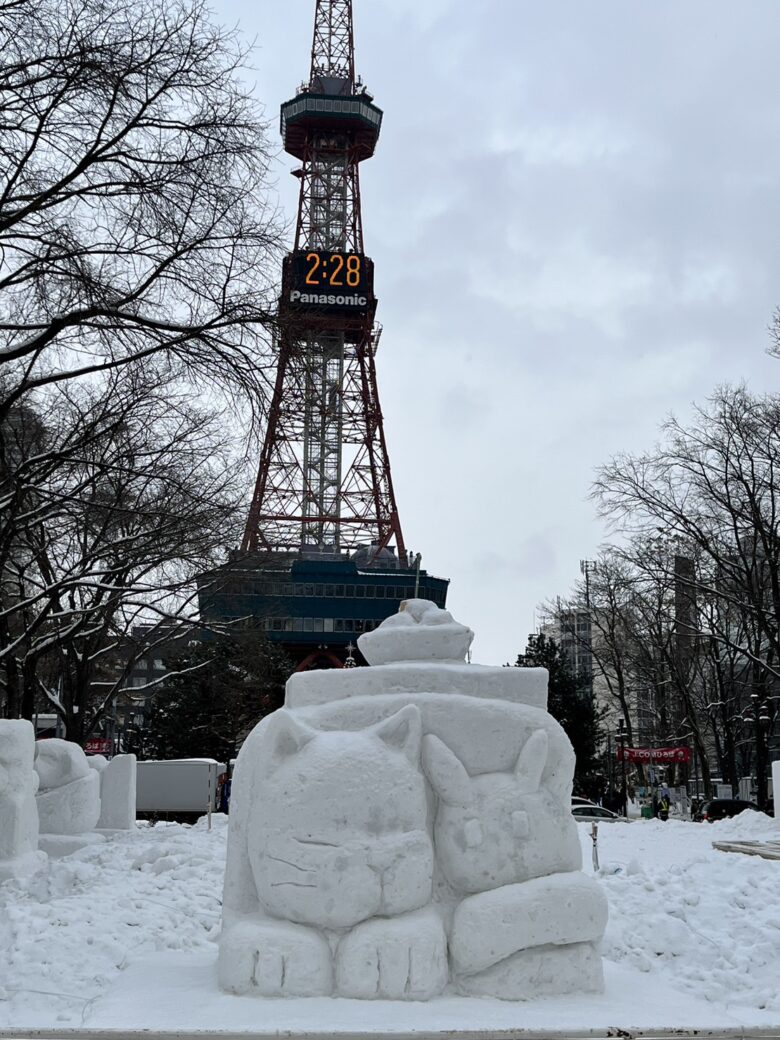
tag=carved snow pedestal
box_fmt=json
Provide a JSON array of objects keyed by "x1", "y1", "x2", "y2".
[
  {"x1": 0, "y1": 719, "x2": 45, "y2": 881},
  {"x1": 219, "y1": 600, "x2": 607, "y2": 1001}
]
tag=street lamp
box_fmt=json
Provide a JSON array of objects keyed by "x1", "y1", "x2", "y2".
[
  {"x1": 617, "y1": 718, "x2": 628, "y2": 818},
  {"x1": 580, "y1": 559, "x2": 598, "y2": 608}
]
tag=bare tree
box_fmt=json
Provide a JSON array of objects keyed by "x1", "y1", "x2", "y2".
[
  {"x1": 0, "y1": 0, "x2": 282, "y2": 421},
  {"x1": 1, "y1": 364, "x2": 248, "y2": 740},
  {"x1": 592, "y1": 386, "x2": 779, "y2": 806}
]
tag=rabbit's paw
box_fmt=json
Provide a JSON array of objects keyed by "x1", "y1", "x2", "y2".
[
  {"x1": 450, "y1": 872, "x2": 608, "y2": 975},
  {"x1": 218, "y1": 918, "x2": 333, "y2": 996},
  {"x1": 335, "y1": 907, "x2": 448, "y2": 1000},
  {"x1": 455, "y1": 940, "x2": 604, "y2": 999}
]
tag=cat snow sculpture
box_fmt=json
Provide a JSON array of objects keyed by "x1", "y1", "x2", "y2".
[
  {"x1": 219, "y1": 599, "x2": 608, "y2": 1002},
  {"x1": 219, "y1": 704, "x2": 448, "y2": 999}
]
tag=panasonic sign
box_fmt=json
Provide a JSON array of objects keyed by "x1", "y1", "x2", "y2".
[{"x1": 290, "y1": 289, "x2": 369, "y2": 308}]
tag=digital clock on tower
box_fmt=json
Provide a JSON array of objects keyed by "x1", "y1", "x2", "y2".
[{"x1": 285, "y1": 250, "x2": 375, "y2": 314}]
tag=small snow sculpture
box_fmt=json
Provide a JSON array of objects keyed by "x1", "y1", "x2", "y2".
[
  {"x1": 358, "y1": 598, "x2": 474, "y2": 665},
  {"x1": 0, "y1": 719, "x2": 44, "y2": 880},
  {"x1": 35, "y1": 738, "x2": 101, "y2": 836},
  {"x1": 219, "y1": 599, "x2": 608, "y2": 1002}
]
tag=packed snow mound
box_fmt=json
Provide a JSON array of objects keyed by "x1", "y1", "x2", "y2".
[
  {"x1": 708, "y1": 809, "x2": 779, "y2": 839},
  {"x1": 34, "y1": 738, "x2": 91, "y2": 790}
]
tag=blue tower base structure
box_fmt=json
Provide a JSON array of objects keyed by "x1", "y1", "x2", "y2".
[{"x1": 199, "y1": 552, "x2": 449, "y2": 670}]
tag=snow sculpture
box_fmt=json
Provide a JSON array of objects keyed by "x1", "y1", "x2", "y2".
[
  {"x1": 0, "y1": 719, "x2": 44, "y2": 880},
  {"x1": 220, "y1": 599, "x2": 607, "y2": 1001},
  {"x1": 35, "y1": 738, "x2": 101, "y2": 837},
  {"x1": 97, "y1": 754, "x2": 137, "y2": 831}
]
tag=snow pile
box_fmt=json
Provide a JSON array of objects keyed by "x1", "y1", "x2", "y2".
[
  {"x1": 709, "y1": 808, "x2": 780, "y2": 839},
  {"x1": 0, "y1": 818, "x2": 226, "y2": 1026},
  {"x1": 592, "y1": 814, "x2": 780, "y2": 1014}
]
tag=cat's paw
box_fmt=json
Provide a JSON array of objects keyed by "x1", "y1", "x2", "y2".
[
  {"x1": 335, "y1": 908, "x2": 448, "y2": 1000},
  {"x1": 218, "y1": 918, "x2": 333, "y2": 996}
]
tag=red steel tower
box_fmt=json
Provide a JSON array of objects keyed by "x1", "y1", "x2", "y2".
[{"x1": 242, "y1": 0, "x2": 406, "y2": 564}]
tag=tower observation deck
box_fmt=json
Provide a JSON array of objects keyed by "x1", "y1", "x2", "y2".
[{"x1": 200, "y1": 0, "x2": 449, "y2": 669}]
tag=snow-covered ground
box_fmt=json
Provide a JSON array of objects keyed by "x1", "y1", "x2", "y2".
[{"x1": 1, "y1": 811, "x2": 779, "y2": 1033}]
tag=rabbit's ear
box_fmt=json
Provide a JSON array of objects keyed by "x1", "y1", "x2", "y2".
[
  {"x1": 422, "y1": 734, "x2": 474, "y2": 807},
  {"x1": 371, "y1": 705, "x2": 422, "y2": 764},
  {"x1": 514, "y1": 729, "x2": 548, "y2": 792}
]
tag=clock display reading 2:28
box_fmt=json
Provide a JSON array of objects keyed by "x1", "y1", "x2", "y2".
[{"x1": 305, "y1": 251, "x2": 363, "y2": 288}]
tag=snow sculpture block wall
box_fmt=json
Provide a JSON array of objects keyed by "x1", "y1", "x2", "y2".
[
  {"x1": 219, "y1": 599, "x2": 607, "y2": 1001},
  {"x1": 97, "y1": 754, "x2": 137, "y2": 830},
  {"x1": 0, "y1": 719, "x2": 44, "y2": 880},
  {"x1": 35, "y1": 738, "x2": 101, "y2": 836}
]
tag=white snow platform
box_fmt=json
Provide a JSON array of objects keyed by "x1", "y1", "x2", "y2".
[{"x1": 1, "y1": 949, "x2": 774, "y2": 1038}]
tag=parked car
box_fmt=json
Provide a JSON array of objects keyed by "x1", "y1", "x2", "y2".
[
  {"x1": 571, "y1": 802, "x2": 628, "y2": 822},
  {"x1": 697, "y1": 798, "x2": 759, "y2": 822}
]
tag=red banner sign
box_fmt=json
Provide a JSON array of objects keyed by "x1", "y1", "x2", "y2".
[
  {"x1": 617, "y1": 745, "x2": 691, "y2": 764},
  {"x1": 84, "y1": 738, "x2": 114, "y2": 756}
]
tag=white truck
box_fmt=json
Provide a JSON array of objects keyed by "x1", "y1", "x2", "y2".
[{"x1": 136, "y1": 758, "x2": 226, "y2": 821}]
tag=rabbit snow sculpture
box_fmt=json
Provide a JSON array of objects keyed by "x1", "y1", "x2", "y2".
[
  {"x1": 219, "y1": 599, "x2": 607, "y2": 1003},
  {"x1": 422, "y1": 728, "x2": 581, "y2": 892},
  {"x1": 423, "y1": 728, "x2": 608, "y2": 998}
]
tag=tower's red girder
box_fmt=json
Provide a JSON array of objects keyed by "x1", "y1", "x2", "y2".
[{"x1": 242, "y1": 0, "x2": 406, "y2": 564}]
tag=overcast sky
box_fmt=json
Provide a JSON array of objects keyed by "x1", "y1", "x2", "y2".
[{"x1": 215, "y1": 0, "x2": 780, "y2": 665}]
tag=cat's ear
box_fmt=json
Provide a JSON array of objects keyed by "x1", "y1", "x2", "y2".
[
  {"x1": 265, "y1": 709, "x2": 316, "y2": 763},
  {"x1": 370, "y1": 704, "x2": 422, "y2": 765},
  {"x1": 515, "y1": 729, "x2": 548, "y2": 793},
  {"x1": 422, "y1": 734, "x2": 473, "y2": 808}
]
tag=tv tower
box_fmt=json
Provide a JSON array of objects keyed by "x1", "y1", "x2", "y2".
[
  {"x1": 242, "y1": 0, "x2": 405, "y2": 562},
  {"x1": 201, "y1": 0, "x2": 449, "y2": 670}
]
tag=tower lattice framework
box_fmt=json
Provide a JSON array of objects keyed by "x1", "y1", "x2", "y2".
[{"x1": 242, "y1": 0, "x2": 406, "y2": 563}]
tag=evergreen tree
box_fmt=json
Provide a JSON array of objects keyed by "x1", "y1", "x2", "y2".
[
  {"x1": 515, "y1": 632, "x2": 604, "y2": 796},
  {"x1": 138, "y1": 631, "x2": 291, "y2": 764}
]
